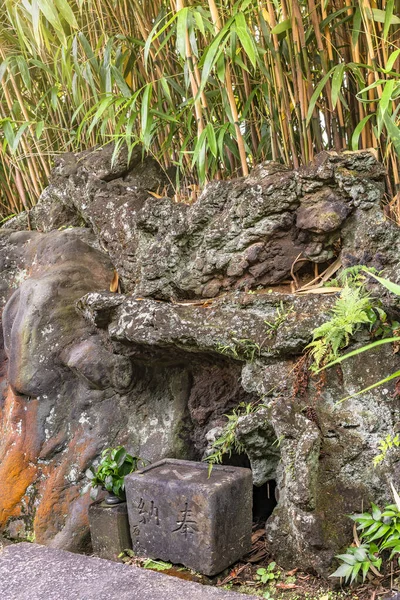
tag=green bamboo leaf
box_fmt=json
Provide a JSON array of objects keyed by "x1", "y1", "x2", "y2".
[
  {"x1": 54, "y1": 0, "x2": 79, "y2": 29},
  {"x1": 111, "y1": 66, "x2": 132, "y2": 98},
  {"x1": 367, "y1": 272, "x2": 400, "y2": 296},
  {"x1": 331, "y1": 64, "x2": 345, "y2": 109},
  {"x1": 144, "y1": 13, "x2": 177, "y2": 70},
  {"x1": 206, "y1": 123, "x2": 217, "y2": 158},
  {"x1": 384, "y1": 50, "x2": 400, "y2": 73},
  {"x1": 383, "y1": 112, "x2": 400, "y2": 159},
  {"x1": 141, "y1": 83, "x2": 153, "y2": 146},
  {"x1": 383, "y1": 0, "x2": 395, "y2": 39},
  {"x1": 235, "y1": 13, "x2": 257, "y2": 67},
  {"x1": 370, "y1": 8, "x2": 400, "y2": 25},
  {"x1": 377, "y1": 79, "x2": 396, "y2": 136},
  {"x1": 87, "y1": 96, "x2": 114, "y2": 136},
  {"x1": 351, "y1": 114, "x2": 373, "y2": 150},
  {"x1": 337, "y1": 370, "x2": 400, "y2": 404},
  {"x1": 306, "y1": 66, "x2": 336, "y2": 125},
  {"x1": 15, "y1": 56, "x2": 31, "y2": 91},
  {"x1": 37, "y1": 0, "x2": 66, "y2": 44},
  {"x1": 193, "y1": 10, "x2": 206, "y2": 37},
  {"x1": 35, "y1": 120, "x2": 44, "y2": 139},
  {"x1": 270, "y1": 19, "x2": 292, "y2": 35},
  {"x1": 352, "y1": 8, "x2": 362, "y2": 48},
  {"x1": 176, "y1": 7, "x2": 189, "y2": 58}
]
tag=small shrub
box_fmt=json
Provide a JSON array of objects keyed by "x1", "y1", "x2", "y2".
[
  {"x1": 86, "y1": 446, "x2": 144, "y2": 501},
  {"x1": 331, "y1": 484, "x2": 400, "y2": 584}
]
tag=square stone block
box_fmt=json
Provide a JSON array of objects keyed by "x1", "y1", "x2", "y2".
[
  {"x1": 125, "y1": 459, "x2": 252, "y2": 576},
  {"x1": 88, "y1": 500, "x2": 132, "y2": 561}
]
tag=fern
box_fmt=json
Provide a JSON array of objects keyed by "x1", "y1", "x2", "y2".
[{"x1": 308, "y1": 285, "x2": 375, "y2": 370}]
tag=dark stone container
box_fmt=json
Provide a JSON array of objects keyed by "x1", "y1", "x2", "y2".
[
  {"x1": 88, "y1": 499, "x2": 132, "y2": 561},
  {"x1": 125, "y1": 459, "x2": 252, "y2": 576}
]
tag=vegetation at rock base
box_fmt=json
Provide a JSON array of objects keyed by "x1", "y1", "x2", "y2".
[
  {"x1": 1, "y1": 0, "x2": 400, "y2": 219},
  {"x1": 331, "y1": 484, "x2": 400, "y2": 584}
]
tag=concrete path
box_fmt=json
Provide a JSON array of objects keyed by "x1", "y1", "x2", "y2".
[{"x1": 0, "y1": 543, "x2": 259, "y2": 600}]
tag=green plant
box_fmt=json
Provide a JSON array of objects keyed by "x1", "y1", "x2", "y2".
[
  {"x1": 216, "y1": 338, "x2": 261, "y2": 362},
  {"x1": 331, "y1": 484, "x2": 400, "y2": 583},
  {"x1": 256, "y1": 562, "x2": 279, "y2": 584},
  {"x1": 330, "y1": 543, "x2": 382, "y2": 584},
  {"x1": 317, "y1": 271, "x2": 400, "y2": 399},
  {"x1": 374, "y1": 434, "x2": 400, "y2": 466},
  {"x1": 264, "y1": 302, "x2": 294, "y2": 338},
  {"x1": 204, "y1": 402, "x2": 255, "y2": 475},
  {"x1": 86, "y1": 446, "x2": 143, "y2": 501},
  {"x1": 307, "y1": 284, "x2": 377, "y2": 370}
]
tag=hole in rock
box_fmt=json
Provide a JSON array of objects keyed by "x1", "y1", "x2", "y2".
[
  {"x1": 221, "y1": 453, "x2": 278, "y2": 524},
  {"x1": 252, "y1": 480, "x2": 277, "y2": 524}
]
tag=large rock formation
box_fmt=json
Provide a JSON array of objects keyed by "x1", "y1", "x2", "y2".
[{"x1": 1, "y1": 146, "x2": 400, "y2": 574}]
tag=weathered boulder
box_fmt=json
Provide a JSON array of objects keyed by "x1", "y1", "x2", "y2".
[
  {"x1": 1, "y1": 145, "x2": 400, "y2": 576},
  {"x1": 27, "y1": 147, "x2": 399, "y2": 300}
]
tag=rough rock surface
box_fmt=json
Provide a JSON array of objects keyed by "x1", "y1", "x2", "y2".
[
  {"x1": 1, "y1": 146, "x2": 400, "y2": 575},
  {"x1": 27, "y1": 146, "x2": 399, "y2": 299}
]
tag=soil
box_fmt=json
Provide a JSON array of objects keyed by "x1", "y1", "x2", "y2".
[{"x1": 121, "y1": 526, "x2": 399, "y2": 600}]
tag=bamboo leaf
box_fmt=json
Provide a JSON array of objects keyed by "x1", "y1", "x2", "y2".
[
  {"x1": 383, "y1": 112, "x2": 400, "y2": 158},
  {"x1": 351, "y1": 114, "x2": 373, "y2": 151},
  {"x1": 270, "y1": 19, "x2": 291, "y2": 35},
  {"x1": 337, "y1": 370, "x2": 400, "y2": 404},
  {"x1": 54, "y1": 0, "x2": 79, "y2": 29},
  {"x1": 366, "y1": 272, "x2": 400, "y2": 296},
  {"x1": 383, "y1": 0, "x2": 395, "y2": 40},
  {"x1": 331, "y1": 64, "x2": 345, "y2": 109},
  {"x1": 370, "y1": 8, "x2": 400, "y2": 25},
  {"x1": 206, "y1": 123, "x2": 217, "y2": 157},
  {"x1": 235, "y1": 13, "x2": 257, "y2": 67},
  {"x1": 307, "y1": 67, "x2": 336, "y2": 125},
  {"x1": 176, "y1": 7, "x2": 189, "y2": 59}
]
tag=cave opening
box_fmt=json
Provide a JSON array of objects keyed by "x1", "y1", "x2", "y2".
[{"x1": 220, "y1": 452, "x2": 278, "y2": 525}]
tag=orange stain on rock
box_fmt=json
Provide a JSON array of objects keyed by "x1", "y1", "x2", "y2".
[
  {"x1": 0, "y1": 388, "x2": 40, "y2": 525},
  {"x1": 34, "y1": 424, "x2": 100, "y2": 544}
]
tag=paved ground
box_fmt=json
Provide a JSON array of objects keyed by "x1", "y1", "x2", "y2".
[{"x1": 0, "y1": 543, "x2": 259, "y2": 600}]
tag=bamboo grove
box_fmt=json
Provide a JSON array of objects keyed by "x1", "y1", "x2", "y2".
[{"x1": 1, "y1": 0, "x2": 400, "y2": 219}]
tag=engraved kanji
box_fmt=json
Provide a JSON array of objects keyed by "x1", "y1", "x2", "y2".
[
  {"x1": 137, "y1": 498, "x2": 160, "y2": 525},
  {"x1": 173, "y1": 502, "x2": 198, "y2": 537}
]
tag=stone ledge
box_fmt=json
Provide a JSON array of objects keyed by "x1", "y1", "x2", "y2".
[{"x1": 0, "y1": 543, "x2": 259, "y2": 600}]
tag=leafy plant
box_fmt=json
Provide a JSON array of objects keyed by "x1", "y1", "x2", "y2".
[
  {"x1": 330, "y1": 543, "x2": 382, "y2": 584},
  {"x1": 256, "y1": 562, "x2": 279, "y2": 584},
  {"x1": 86, "y1": 446, "x2": 143, "y2": 501},
  {"x1": 216, "y1": 338, "x2": 261, "y2": 362},
  {"x1": 318, "y1": 271, "x2": 400, "y2": 399},
  {"x1": 204, "y1": 402, "x2": 255, "y2": 475},
  {"x1": 374, "y1": 434, "x2": 400, "y2": 467},
  {"x1": 331, "y1": 484, "x2": 400, "y2": 583},
  {"x1": 307, "y1": 285, "x2": 377, "y2": 370},
  {"x1": 264, "y1": 302, "x2": 294, "y2": 339}
]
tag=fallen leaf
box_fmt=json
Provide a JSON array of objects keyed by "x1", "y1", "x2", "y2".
[
  {"x1": 110, "y1": 270, "x2": 119, "y2": 292},
  {"x1": 276, "y1": 582, "x2": 300, "y2": 589}
]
